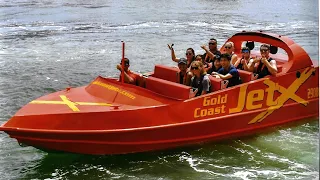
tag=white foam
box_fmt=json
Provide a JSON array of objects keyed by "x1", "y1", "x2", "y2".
[{"x1": 233, "y1": 171, "x2": 257, "y2": 180}]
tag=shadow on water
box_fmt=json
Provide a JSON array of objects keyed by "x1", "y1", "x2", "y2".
[
  {"x1": 19, "y1": 147, "x2": 198, "y2": 179},
  {"x1": 20, "y1": 142, "x2": 241, "y2": 180}
]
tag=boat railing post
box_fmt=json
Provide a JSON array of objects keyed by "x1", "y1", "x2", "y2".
[{"x1": 121, "y1": 41, "x2": 125, "y2": 83}]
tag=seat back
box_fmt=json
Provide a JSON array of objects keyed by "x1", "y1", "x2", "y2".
[
  {"x1": 238, "y1": 69, "x2": 253, "y2": 83},
  {"x1": 208, "y1": 76, "x2": 224, "y2": 91},
  {"x1": 153, "y1": 64, "x2": 179, "y2": 82},
  {"x1": 145, "y1": 76, "x2": 191, "y2": 100},
  {"x1": 277, "y1": 64, "x2": 283, "y2": 73}
]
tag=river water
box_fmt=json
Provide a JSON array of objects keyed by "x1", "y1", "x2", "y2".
[{"x1": 0, "y1": 0, "x2": 319, "y2": 179}]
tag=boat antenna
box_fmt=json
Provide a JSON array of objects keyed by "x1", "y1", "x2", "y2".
[{"x1": 121, "y1": 41, "x2": 125, "y2": 83}]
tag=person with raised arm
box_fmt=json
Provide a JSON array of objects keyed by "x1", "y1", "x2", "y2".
[
  {"x1": 116, "y1": 58, "x2": 137, "y2": 85},
  {"x1": 202, "y1": 38, "x2": 221, "y2": 63},
  {"x1": 168, "y1": 44, "x2": 195, "y2": 68}
]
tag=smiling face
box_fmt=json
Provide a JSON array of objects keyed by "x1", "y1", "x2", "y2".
[
  {"x1": 241, "y1": 48, "x2": 250, "y2": 59},
  {"x1": 178, "y1": 63, "x2": 187, "y2": 72},
  {"x1": 195, "y1": 55, "x2": 203, "y2": 62},
  {"x1": 220, "y1": 57, "x2": 230, "y2": 69},
  {"x1": 260, "y1": 45, "x2": 270, "y2": 58},
  {"x1": 208, "y1": 39, "x2": 217, "y2": 51},
  {"x1": 191, "y1": 65, "x2": 200, "y2": 76},
  {"x1": 185, "y1": 48, "x2": 195, "y2": 61},
  {"x1": 190, "y1": 61, "x2": 204, "y2": 77},
  {"x1": 219, "y1": 54, "x2": 231, "y2": 69},
  {"x1": 224, "y1": 42, "x2": 234, "y2": 54}
]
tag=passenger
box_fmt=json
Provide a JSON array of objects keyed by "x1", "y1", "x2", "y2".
[
  {"x1": 196, "y1": 54, "x2": 211, "y2": 72},
  {"x1": 195, "y1": 54, "x2": 203, "y2": 61},
  {"x1": 176, "y1": 58, "x2": 188, "y2": 85},
  {"x1": 234, "y1": 47, "x2": 253, "y2": 71},
  {"x1": 224, "y1": 41, "x2": 238, "y2": 65},
  {"x1": 189, "y1": 61, "x2": 211, "y2": 97},
  {"x1": 207, "y1": 55, "x2": 222, "y2": 74},
  {"x1": 212, "y1": 53, "x2": 241, "y2": 88},
  {"x1": 202, "y1": 38, "x2": 221, "y2": 63},
  {"x1": 253, "y1": 44, "x2": 278, "y2": 78},
  {"x1": 168, "y1": 44, "x2": 195, "y2": 67},
  {"x1": 116, "y1": 58, "x2": 137, "y2": 85}
]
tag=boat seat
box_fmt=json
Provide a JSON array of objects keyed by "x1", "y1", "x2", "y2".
[
  {"x1": 152, "y1": 64, "x2": 179, "y2": 82},
  {"x1": 238, "y1": 70, "x2": 254, "y2": 83},
  {"x1": 208, "y1": 76, "x2": 228, "y2": 91},
  {"x1": 145, "y1": 76, "x2": 191, "y2": 100},
  {"x1": 277, "y1": 64, "x2": 283, "y2": 73},
  {"x1": 151, "y1": 64, "x2": 228, "y2": 93}
]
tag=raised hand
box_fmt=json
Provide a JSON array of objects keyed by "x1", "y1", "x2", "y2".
[
  {"x1": 167, "y1": 44, "x2": 174, "y2": 50},
  {"x1": 253, "y1": 56, "x2": 260, "y2": 63},
  {"x1": 116, "y1": 64, "x2": 122, "y2": 71},
  {"x1": 261, "y1": 57, "x2": 267, "y2": 64}
]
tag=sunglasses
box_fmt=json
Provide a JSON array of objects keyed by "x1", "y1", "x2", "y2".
[
  {"x1": 225, "y1": 46, "x2": 232, "y2": 49},
  {"x1": 186, "y1": 53, "x2": 193, "y2": 56},
  {"x1": 242, "y1": 50, "x2": 250, "y2": 53},
  {"x1": 191, "y1": 66, "x2": 199, "y2": 70},
  {"x1": 120, "y1": 62, "x2": 129, "y2": 66},
  {"x1": 260, "y1": 49, "x2": 269, "y2": 52},
  {"x1": 209, "y1": 42, "x2": 216, "y2": 45}
]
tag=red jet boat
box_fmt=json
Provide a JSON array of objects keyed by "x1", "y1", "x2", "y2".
[{"x1": 0, "y1": 31, "x2": 318, "y2": 155}]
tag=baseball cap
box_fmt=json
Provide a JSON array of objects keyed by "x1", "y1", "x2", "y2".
[
  {"x1": 178, "y1": 58, "x2": 187, "y2": 65},
  {"x1": 241, "y1": 47, "x2": 250, "y2": 53}
]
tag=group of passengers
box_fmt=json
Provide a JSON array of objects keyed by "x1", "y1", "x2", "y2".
[
  {"x1": 116, "y1": 38, "x2": 278, "y2": 97},
  {"x1": 167, "y1": 39, "x2": 277, "y2": 97}
]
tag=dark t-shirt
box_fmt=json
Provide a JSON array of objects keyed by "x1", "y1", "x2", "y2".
[
  {"x1": 177, "y1": 71, "x2": 187, "y2": 85},
  {"x1": 207, "y1": 65, "x2": 222, "y2": 75},
  {"x1": 202, "y1": 50, "x2": 221, "y2": 63},
  {"x1": 256, "y1": 57, "x2": 273, "y2": 79},
  {"x1": 217, "y1": 65, "x2": 241, "y2": 87},
  {"x1": 236, "y1": 58, "x2": 253, "y2": 70},
  {"x1": 191, "y1": 74, "x2": 211, "y2": 97},
  {"x1": 236, "y1": 60, "x2": 244, "y2": 70}
]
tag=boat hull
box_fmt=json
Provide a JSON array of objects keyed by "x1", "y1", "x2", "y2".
[{"x1": 3, "y1": 98, "x2": 318, "y2": 155}]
